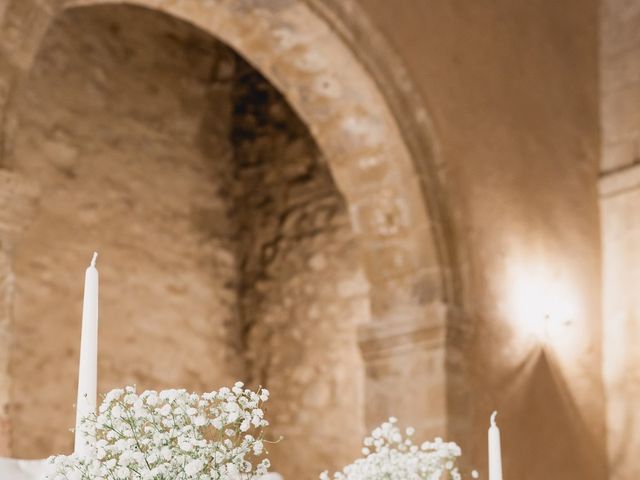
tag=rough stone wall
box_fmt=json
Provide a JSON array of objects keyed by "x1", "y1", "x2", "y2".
[
  {"x1": 600, "y1": 1, "x2": 640, "y2": 479},
  {"x1": 1, "y1": 5, "x2": 365, "y2": 477},
  {"x1": 0, "y1": 243, "x2": 10, "y2": 456},
  {"x1": 6, "y1": 6, "x2": 244, "y2": 457},
  {"x1": 230, "y1": 59, "x2": 366, "y2": 478},
  {"x1": 0, "y1": 170, "x2": 38, "y2": 456}
]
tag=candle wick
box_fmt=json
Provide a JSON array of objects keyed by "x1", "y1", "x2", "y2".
[
  {"x1": 90, "y1": 252, "x2": 98, "y2": 267},
  {"x1": 491, "y1": 410, "x2": 498, "y2": 427}
]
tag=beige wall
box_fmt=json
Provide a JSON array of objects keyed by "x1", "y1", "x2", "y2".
[
  {"x1": 3, "y1": 7, "x2": 366, "y2": 478},
  {"x1": 0, "y1": 0, "x2": 613, "y2": 479},
  {"x1": 358, "y1": 1, "x2": 605, "y2": 479},
  {"x1": 600, "y1": 1, "x2": 640, "y2": 479}
]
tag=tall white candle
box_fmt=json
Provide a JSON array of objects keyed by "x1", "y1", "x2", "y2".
[
  {"x1": 488, "y1": 411, "x2": 503, "y2": 480},
  {"x1": 74, "y1": 252, "x2": 99, "y2": 455}
]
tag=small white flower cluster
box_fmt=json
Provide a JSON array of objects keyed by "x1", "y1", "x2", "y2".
[
  {"x1": 320, "y1": 417, "x2": 463, "y2": 480},
  {"x1": 47, "y1": 383, "x2": 271, "y2": 480}
]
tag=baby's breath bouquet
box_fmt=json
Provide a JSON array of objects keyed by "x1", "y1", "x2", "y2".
[
  {"x1": 47, "y1": 382, "x2": 271, "y2": 480},
  {"x1": 320, "y1": 417, "x2": 465, "y2": 480}
]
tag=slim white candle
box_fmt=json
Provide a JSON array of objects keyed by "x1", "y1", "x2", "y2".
[
  {"x1": 488, "y1": 411, "x2": 503, "y2": 480},
  {"x1": 74, "y1": 252, "x2": 99, "y2": 455}
]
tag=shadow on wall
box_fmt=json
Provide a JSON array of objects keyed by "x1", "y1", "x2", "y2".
[{"x1": 495, "y1": 348, "x2": 604, "y2": 480}]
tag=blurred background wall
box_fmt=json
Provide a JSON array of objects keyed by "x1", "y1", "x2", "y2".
[
  {"x1": 357, "y1": 2, "x2": 604, "y2": 480},
  {"x1": 0, "y1": 1, "x2": 636, "y2": 480}
]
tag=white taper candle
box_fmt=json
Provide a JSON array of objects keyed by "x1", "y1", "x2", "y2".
[
  {"x1": 74, "y1": 252, "x2": 99, "y2": 455},
  {"x1": 488, "y1": 411, "x2": 503, "y2": 480}
]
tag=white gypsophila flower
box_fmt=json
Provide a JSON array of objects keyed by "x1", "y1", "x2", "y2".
[
  {"x1": 46, "y1": 384, "x2": 271, "y2": 480},
  {"x1": 320, "y1": 418, "x2": 464, "y2": 480}
]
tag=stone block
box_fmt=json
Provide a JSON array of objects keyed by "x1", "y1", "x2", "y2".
[
  {"x1": 349, "y1": 179, "x2": 430, "y2": 242},
  {"x1": 0, "y1": 0, "x2": 53, "y2": 69},
  {"x1": 311, "y1": 108, "x2": 390, "y2": 162},
  {"x1": 602, "y1": 82, "x2": 640, "y2": 142},
  {"x1": 601, "y1": 3, "x2": 640, "y2": 56},
  {"x1": 600, "y1": 162, "x2": 640, "y2": 197},
  {"x1": 601, "y1": 140, "x2": 637, "y2": 172},
  {"x1": 0, "y1": 170, "x2": 39, "y2": 236},
  {"x1": 329, "y1": 149, "x2": 404, "y2": 197},
  {"x1": 359, "y1": 306, "x2": 447, "y2": 383},
  {"x1": 602, "y1": 0, "x2": 640, "y2": 22},
  {"x1": 602, "y1": 48, "x2": 640, "y2": 93},
  {"x1": 359, "y1": 306, "x2": 448, "y2": 436},
  {"x1": 601, "y1": 178, "x2": 640, "y2": 480},
  {"x1": 0, "y1": 416, "x2": 9, "y2": 456},
  {"x1": 366, "y1": 269, "x2": 443, "y2": 321},
  {"x1": 350, "y1": 191, "x2": 410, "y2": 237},
  {"x1": 360, "y1": 228, "x2": 440, "y2": 283},
  {"x1": 0, "y1": 53, "x2": 16, "y2": 110}
]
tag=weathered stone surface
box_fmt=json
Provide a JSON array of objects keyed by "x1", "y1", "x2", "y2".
[
  {"x1": 0, "y1": 246, "x2": 13, "y2": 457},
  {"x1": 0, "y1": 171, "x2": 38, "y2": 236},
  {"x1": 7, "y1": 6, "x2": 245, "y2": 458},
  {"x1": 0, "y1": 169, "x2": 38, "y2": 457},
  {"x1": 2, "y1": 5, "x2": 368, "y2": 478},
  {"x1": 358, "y1": 302, "x2": 448, "y2": 437},
  {"x1": 0, "y1": 0, "x2": 52, "y2": 69},
  {"x1": 230, "y1": 58, "x2": 365, "y2": 478},
  {"x1": 602, "y1": 83, "x2": 640, "y2": 143},
  {"x1": 0, "y1": 2, "x2": 618, "y2": 480},
  {"x1": 601, "y1": 140, "x2": 638, "y2": 173},
  {"x1": 601, "y1": 2, "x2": 640, "y2": 478}
]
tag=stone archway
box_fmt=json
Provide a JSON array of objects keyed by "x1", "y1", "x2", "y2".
[
  {"x1": 4, "y1": 5, "x2": 370, "y2": 478},
  {"x1": 0, "y1": 0, "x2": 461, "y2": 474}
]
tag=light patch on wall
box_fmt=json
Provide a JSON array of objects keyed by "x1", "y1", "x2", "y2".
[{"x1": 504, "y1": 258, "x2": 579, "y2": 352}]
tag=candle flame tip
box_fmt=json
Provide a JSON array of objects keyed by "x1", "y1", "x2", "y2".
[
  {"x1": 490, "y1": 410, "x2": 498, "y2": 427},
  {"x1": 90, "y1": 252, "x2": 98, "y2": 267}
]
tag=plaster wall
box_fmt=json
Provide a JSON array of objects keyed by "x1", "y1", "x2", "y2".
[{"x1": 356, "y1": 1, "x2": 605, "y2": 479}]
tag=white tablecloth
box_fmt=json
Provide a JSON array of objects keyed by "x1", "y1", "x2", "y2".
[
  {"x1": 0, "y1": 458, "x2": 284, "y2": 480},
  {"x1": 0, "y1": 458, "x2": 47, "y2": 480}
]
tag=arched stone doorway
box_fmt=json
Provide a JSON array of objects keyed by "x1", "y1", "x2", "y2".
[
  {"x1": 0, "y1": 0, "x2": 459, "y2": 477},
  {"x1": 5, "y1": 4, "x2": 368, "y2": 476}
]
